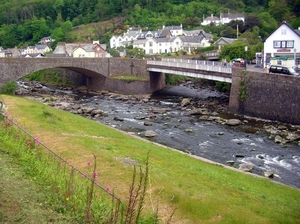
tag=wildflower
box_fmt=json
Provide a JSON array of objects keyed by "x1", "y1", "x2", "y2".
[
  {"x1": 82, "y1": 174, "x2": 86, "y2": 178},
  {"x1": 93, "y1": 172, "x2": 98, "y2": 178},
  {"x1": 66, "y1": 197, "x2": 69, "y2": 201},
  {"x1": 4, "y1": 111, "x2": 9, "y2": 119},
  {"x1": 34, "y1": 137, "x2": 39, "y2": 143},
  {"x1": 87, "y1": 161, "x2": 91, "y2": 166},
  {"x1": 26, "y1": 141, "x2": 31, "y2": 147},
  {"x1": 106, "y1": 187, "x2": 110, "y2": 192}
]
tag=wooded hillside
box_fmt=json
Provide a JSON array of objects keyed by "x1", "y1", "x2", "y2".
[{"x1": 0, "y1": 0, "x2": 299, "y2": 48}]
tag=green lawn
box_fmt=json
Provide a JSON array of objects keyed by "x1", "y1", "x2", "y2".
[{"x1": 1, "y1": 94, "x2": 300, "y2": 224}]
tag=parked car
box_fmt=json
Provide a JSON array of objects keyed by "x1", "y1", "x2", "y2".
[
  {"x1": 268, "y1": 65, "x2": 299, "y2": 76},
  {"x1": 232, "y1": 58, "x2": 245, "y2": 67}
]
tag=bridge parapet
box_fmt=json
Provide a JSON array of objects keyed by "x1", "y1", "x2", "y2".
[{"x1": 147, "y1": 58, "x2": 232, "y2": 83}]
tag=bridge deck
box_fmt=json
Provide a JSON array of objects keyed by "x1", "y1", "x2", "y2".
[{"x1": 147, "y1": 58, "x2": 232, "y2": 83}]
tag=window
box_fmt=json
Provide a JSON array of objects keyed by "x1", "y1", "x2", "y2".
[
  {"x1": 273, "y1": 40, "x2": 294, "y2": 48},
  {"x1": 287, "y1": 41, "x2": 294, "y2": 48},
  {"x1": 149, "y1": 42, "x2": 153, "y2": 47},
  {"x1": 282, "y1": 41, "x2": 286, "y2": 48},
  {"x1": 281, "y1": 29, "x2": 286, "y2": 35},
  {"x1": 274, "y1": 41, "x2": 281, "y2": 48}
]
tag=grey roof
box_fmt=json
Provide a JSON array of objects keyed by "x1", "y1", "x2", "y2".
[
  {"x1": 132, "y1": 39, "x2": 148, "y2": 45},
  {"x1": 203, "y1": 16, "x2": 220, "y2": 21},
  {"x1": 35, "y1": 44, "x2": 49, "y2": 50},
  {"x1": 154, "y1": 37, "x2": 177, "y2": 43},
  {"x1": 47, "y1": 53, "x2": 68, "y2": 58},
  {"x1": 179, "y1": 36, "x2": 204, "y2": 44},
  {"x1": 214, "y1": 37, "x2": 237, "y2": 44},
  {"x1": 163, "y1": 25, "x2": 182, "y2": 30},
  {"x1": 19, "y1": 53, "x2": 44, "y2": 58},
  {"x1": 137, "y1": 30, "x2": 162, "y2": 39},
  {"x1": 220, "y1": 13, "x2": 244, "y2": 19}
]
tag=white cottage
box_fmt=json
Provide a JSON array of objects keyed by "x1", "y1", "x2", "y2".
[{"x1": 263, "y1": 21, "x2": 300, "y2": 68}]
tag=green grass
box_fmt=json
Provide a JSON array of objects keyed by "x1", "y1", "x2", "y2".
[
  {"x1": 1, "y1": 94, "x2": 300, "y2": 223},
  {"x1": 110, "y1": 74, "x2": 148, "y2": 82}
]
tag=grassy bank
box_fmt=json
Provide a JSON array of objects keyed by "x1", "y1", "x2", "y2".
[{"x1": 1, "y1": 94, "x2": 300, "y2": 223}]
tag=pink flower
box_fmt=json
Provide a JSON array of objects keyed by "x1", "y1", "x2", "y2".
[
  {"x1": 82, "y1": 174, "x2": 86, "y2": 178},
  {"x1": 93, "y1": 172, "x2": 98, "y2": 178},
  {"x1": 26, "y1": 141, "x2": 31, "y2": 147},
  {"x1": 87, "y1": 161, "x2": 91, "y2": 166},
  {"x1": 106, "y1": 187, "x2": 110, "y2": 192},
  {"x1": 34, "y1": 137, "x2": 39, "y2": 143},
  {"x1": 4, "y1": 111, "x2": 9, "y2": 119}
]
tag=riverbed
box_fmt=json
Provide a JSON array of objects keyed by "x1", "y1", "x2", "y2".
[
  {"x1": 69, "y1": 84, "x2": 300, "y2": 189},
  {"x1": 18, "y1": 81, "x2": 300, "y2": 189}
]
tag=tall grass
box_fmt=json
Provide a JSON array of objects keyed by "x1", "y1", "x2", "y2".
[{"x1": 0, "y1": 111, "x2": 159, "y2": 223}]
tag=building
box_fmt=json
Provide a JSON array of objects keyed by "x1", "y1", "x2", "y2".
[
  {"x1": 201, "y1": 14, "x2": 221, "y2": 26},
  {"x1": 110, "y1": 27, "x2": 142, "y2": 49},
  {"x1": 263, "y1": 21, "x2": 300, "y2": 68},
  {"x1": 214, "y1": 37, "x2": 237, "y2": 51},
  {"x1": 50, "y1": 41, "x2": 110, "y2": 58},
  {"x1": 162, "y1": 24, "x2": 184, "y2": 36},
  {"x1": 201, "y1": 12, "x2": 244, "y2": 26},
  {"x1": 220, "y1": 12, "x2": 245, "y2": 24},
  {"x1": 132, "y1": 30, "x2": 213, "y2": 55},
  {"x1": 39, "y1": 36, "x2": 55, "y2": 44}
]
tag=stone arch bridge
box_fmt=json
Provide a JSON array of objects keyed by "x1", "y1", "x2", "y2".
[{"x1": 0, "y1": 57, "x2": 165, "y2": 94}]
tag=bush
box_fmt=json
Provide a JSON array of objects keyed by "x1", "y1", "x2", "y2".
[{"x1": 0, "y1": 81, "x2": 18, "y2": 95}]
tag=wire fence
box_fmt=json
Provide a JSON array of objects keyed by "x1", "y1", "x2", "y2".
[{"x1": 0, "y1": 109, "x2": 122, "y2": 204}]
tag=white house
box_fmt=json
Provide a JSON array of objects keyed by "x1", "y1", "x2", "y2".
[
  {"x1": 110, "y1": 27, "x2": 142, "y2": 48},
  {"x1": 263, "y1": 21, "x2": 300, "y2": 68},
  {"x1": 39, "y1": 36, "x2": 55, "y2": 44},
  {"x1": 220, "y1": 12, "x2": 244, "y2": 24},
  {"x1": 201, "y1": 14, "x2": 221, "y2": 26},
  {"x1": 201, "y1": 12, "x2": 244, "y2": 26},
  {"x1": 162, "y1": 24, "x2": 184, "y2": 36},
  {"x1": 50, "y1": 41, "x2": 110, "y2": 58}
]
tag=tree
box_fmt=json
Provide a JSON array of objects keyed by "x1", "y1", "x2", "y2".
[
  {"x1": 258, "y1": 12, "x2": 277, "y2": 40},
  {"x1": 268, "y1": 0, "x2": 291, "y2": 23},
  {"x1": 219, "y1": 41, "x2": 255, "y2": 61},
  {"x1": 244, "y1": 15, "x2": 261, "y2": 31}
]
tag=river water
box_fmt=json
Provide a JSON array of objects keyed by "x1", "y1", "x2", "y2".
[{"x1": 69, "y1": 84, "x2": 300, "y2": 189}]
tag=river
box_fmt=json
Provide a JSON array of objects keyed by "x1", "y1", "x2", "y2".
[{"x1": 67, "y1": 83, "x2": 300, "y2": 189}]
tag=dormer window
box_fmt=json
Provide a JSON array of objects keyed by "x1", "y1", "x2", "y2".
[{"x1": 281, "y1": 29, "x2": 286, "y2": 35}]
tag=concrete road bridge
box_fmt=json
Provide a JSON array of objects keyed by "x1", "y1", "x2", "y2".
[{"x1": 147, "y1": 58, "x2": 232, "y2": 83}]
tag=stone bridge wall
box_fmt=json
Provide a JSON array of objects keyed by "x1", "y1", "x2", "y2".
[
  {"x1": 229, "y1": 68, "x2": 300, "y2": 125},
  {"x1": 0, "y1": 57, "x2": 160, "y2": 93}
]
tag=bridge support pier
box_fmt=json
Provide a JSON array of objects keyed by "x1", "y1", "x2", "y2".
[{"x1": 149, "y1": 71, "x2": 165, "y2": 92}]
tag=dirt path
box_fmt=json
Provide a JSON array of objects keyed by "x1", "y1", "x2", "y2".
[{"x1": 0, "y1": 149, "x2": 71, "y2": 223}]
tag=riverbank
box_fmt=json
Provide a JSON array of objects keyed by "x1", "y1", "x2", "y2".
[
  {"x1": 1, "y1": 94, "x2": 300, "y2": 223},
  {"x1": 14, "y1": 81, "x2": 300, "y2": 188}
]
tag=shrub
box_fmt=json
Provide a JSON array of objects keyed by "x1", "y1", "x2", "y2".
[{"x1": 0, "y1": 81, "x2": 18, "y2": 95}]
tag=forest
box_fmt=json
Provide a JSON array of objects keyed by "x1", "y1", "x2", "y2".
[{"x1": 0, "y1": 0, "x2": 299, "y2": 50}]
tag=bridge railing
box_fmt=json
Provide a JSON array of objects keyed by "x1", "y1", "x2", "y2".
[{"x1": 147, "y1": 58, "x2": 232, "y2": 73}]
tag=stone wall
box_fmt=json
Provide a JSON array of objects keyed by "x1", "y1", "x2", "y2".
[{"x1": 229, "y1": 68, "x2": 300, "y2": 125}]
